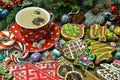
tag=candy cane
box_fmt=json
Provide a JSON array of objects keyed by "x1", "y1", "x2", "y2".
[{"x1": 0, "y1": 31, "x2": 16, "y2": 49}]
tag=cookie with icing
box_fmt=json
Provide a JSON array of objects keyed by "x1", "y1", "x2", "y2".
[
  {"x1": 89, "y1": 24, "x2": 118, "y2": 42},
  {"x1": 61, "y1": 24, "x2": 85, "y2": 40},
  {"x1": 88, "y1": 41, "x2": 115, "y2": 65},
  {"x1": 74, "y1": 50, "x2": 94, "y2": 70},
  {"x1": 96, "y1": 60, "x2": 120, "y2": 80},
  {"x1": 63, "y1": 39, "x2": 86, "y2": 60}
]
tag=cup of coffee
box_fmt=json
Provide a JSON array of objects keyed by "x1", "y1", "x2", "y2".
[{"x1": 15, "y1": 7, "x2": 53, "y2": 42}]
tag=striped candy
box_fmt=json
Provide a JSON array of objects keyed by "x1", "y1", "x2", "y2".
[
  {"x1": 0, "y1": 31, "x2": 16, "y2": 49},
  {"x1": 10, "y1": 42, "x2": 29, "y2": 63}
]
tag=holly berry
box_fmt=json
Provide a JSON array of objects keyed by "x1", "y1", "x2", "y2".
[
  {"x1": 0, "y1": 0, "x2": 22, "y2": 9},
  {"x1": 3, "y1": 2, "x2": 11, "y2": 9}
]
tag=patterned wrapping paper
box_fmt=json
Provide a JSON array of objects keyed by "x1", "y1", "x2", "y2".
[{"x1": 4, "y1": 62, "x2": 58, "y2": 80}]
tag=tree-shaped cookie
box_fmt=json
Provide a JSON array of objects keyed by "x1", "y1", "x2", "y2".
[
  {"x1": 61, "y1": 24, "x2": 85, "y2": 40},
  {"x1": 0, "y1": 66, "x2": 12, "y2": 80},
  {"x1": 74, "y1": 50, "x2": 94, "y2": 70}
]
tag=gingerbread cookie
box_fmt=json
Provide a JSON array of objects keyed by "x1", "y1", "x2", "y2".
[
  {"x1": 97, "y1": 61, "x2": 120, "y2": 80},
  {"x1": 57, "y1": 64, "x2": 74, "y2": 78},
  {"x1": 89, "y1": 24, "x2": 118, "y2": 42},
  {"x1": 65, "y1": 71, "x2": 83, "y2": 80},
  {"x1": 88, "y1": 41, "x2": 115, "y2": 65},
  {"x1": 57, "y1": 56, "x2": 73, "y2": 66},
  {"x1": 61, "y1": 24, "x2": 85, "y2": 40},
  {"x1": 63, "y1": 39, "x2": 86, "y2": 60},
  {"x1": 74, "y1": 50, "x2": 94, "y2": 70}
]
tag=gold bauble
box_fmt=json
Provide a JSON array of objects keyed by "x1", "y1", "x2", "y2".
[{"x1": 113, "y1": 27, "x2": 120, "y2": 36}]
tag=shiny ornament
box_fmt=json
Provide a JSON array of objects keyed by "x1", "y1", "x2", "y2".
[
  {"x1": 114, "y1": 51, "x2": 120, "y2": 59},
  {"x1": 110, "y1": 5, "x2": 118, "y2": 14},
  {"x1": 0, "y1": 9, "x2": 9, "y2": 18},
  {"x1": 60, "y1": 14, "x2": 71, "y2": 24},
  {"x1": 113, "y1": 26, "x2": 120, "y2": 36},
  {"x1": 30, "y1": 52, "x2": 42, "y2": 62}
]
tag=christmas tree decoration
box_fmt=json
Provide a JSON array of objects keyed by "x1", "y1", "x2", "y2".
[
  {"x1": 60, "y1": 14, "x2": 71, "y2": 24},
  {"x1": 0, "y1": 9, "x2": 9, "y2": 18},
  {"x1": 110, "y1": 5, "x2": 118, "y2": 14},
  {"x1": 60, "y1": 8, "x2": 80, "y2": 24},
  {"x1": 113, "y1": 26, "x2": 120, "y2": 36}
]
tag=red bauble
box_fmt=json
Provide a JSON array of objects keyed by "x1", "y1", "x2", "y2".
[{"x1": 110, "y1": 5, "x2": 118, "y2": 14}]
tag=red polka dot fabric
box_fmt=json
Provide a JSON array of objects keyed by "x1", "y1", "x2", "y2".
[{"x1": 9, "y1": 22, "x2": 60, "y2": 52}]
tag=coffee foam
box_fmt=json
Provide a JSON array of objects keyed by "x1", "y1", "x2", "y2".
[{"x1": 15, "y1": 7, "x2": 50, "y2": 29}]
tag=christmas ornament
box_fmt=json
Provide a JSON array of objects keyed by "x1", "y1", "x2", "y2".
[
  {"x1": 114, "y1": 51, "x2": 120, "y2": 59},
  {"x1": 61, "y1": 9, "x2": 80, "y2": 24},
  {"x1": 0, "y1": 9, "x2": 9, "y2": 18},
  {"x1": 110, "y1": 5, "x2": 120, "y2": 24},
  {"x1": 61, "y1": 14, "x2": 71, "y2": 24},
  {"x1": 113, "y1": 26, "x2": 120, "y2": 36},
  {"x1": 30, "y1": 52, "x2": 42, "y2": 62},
  {"x1": 110, "y1": 5, "x2": 118, "y2": 14}
]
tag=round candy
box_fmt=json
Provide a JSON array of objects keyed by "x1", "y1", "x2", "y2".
[{"x1": 30, "y1": 52, "x2": 42, "y2": 62}]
